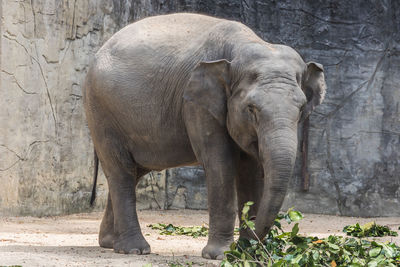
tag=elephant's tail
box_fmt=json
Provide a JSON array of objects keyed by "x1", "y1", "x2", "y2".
[{"x1": 90, "y1": 149, "x2": 99, "y2": 206}]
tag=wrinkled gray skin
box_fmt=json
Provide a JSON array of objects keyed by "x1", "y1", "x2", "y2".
[{"x1": 83, "y1": 13, "x2": 326, "y2": 259}]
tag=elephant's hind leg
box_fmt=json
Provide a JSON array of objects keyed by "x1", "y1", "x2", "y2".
[
  {"x1": 99, "y1": 168, "x2": 150, "y2": 249},
  {"x1": 99, "y1": 193, "x2": 114, "y2": 248},
  {"x1": 94, "y1": 134, "x2": 150, "y2": 254}
]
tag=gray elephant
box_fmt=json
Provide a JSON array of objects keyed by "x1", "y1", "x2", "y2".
[{"x1": 83, "y1": 13, "x2": 326, "y2": 259}]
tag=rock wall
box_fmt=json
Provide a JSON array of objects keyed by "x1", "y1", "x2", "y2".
[
  {"x1": 1, "y1": 0, "x2": 399, "y2": 217},
  {"x1": 0, "y1": 0, "x2": 133, "y2": 215}
]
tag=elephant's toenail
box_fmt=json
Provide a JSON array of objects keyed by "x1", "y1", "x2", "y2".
[
  {"x1": 129, "y1": 249, "x2": 141, "y2": 254},
  {"x1": 203, "y1": 253, "x2": 211, "y2": 259},
  {"x1": 142, "y1": 247, "x2": 151, "y2": 254},
  {"x1": 216, "y1": 255, "x2": 224, "y2": 260}
]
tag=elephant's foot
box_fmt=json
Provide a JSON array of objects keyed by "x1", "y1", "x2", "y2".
[
  {"x1": 202, "y1": 239, "x2": 233, "y2": 260},
  {"x1": 99, "y1": 233, "x2": 115, "y2": 249},
  {"x1": 113, "y1": 232, "x2": 151, "y2": 255}
]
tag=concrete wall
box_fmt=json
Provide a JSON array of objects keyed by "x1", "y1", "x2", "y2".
[{"x1": 1, "y1": 0, "x2": 399, "y2": 217}]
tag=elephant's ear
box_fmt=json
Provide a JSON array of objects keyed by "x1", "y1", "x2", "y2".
[
  {"x1": 183, "y1": 59, "x2": 231, "y2": 126},
  {"x1": 301, "y1": 61, "x2": 327, "y2": 121}
]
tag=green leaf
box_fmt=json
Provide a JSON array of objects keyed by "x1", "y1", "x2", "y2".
[
  {"x1": 165, "y1": 224, "x2": 175, "y2": 232},
  {"x1": 361, "y1": 221, "x2": 375, "y2": 231},
  {"x1": 242, "y1": 206, "x2": 250, "y2": 218},
  {"x1": 291, "y1": 223, "x2": 299, "y2": 238},
  {"x1": 389, "y1": 230, "x2": 398, "y2": 236},
  {"x1": 367, "y1": 259, "x2": 379, "y2": 267},
  {"x1": 142, "y1": 264, "x2": 152, "y2": 267},
  {"x1": 382, "y1": 244, "x2": 394, "y2": 258},
  {"x1": 224, "y1": 250, "x2": 242, "y2": 262},
  {"x1": 327, "y1": 242, "x2": 340, "y2": 251},
  {"x1": 368, "y1": 247, "x2": 381, "y2": 257},
  {"x1": 291, "y1": 254, "x2": 303, "y2": 264},
  {"x1": 276, "y1": 232, "x2": 291, "y2": 239},
  {"x1": 288, "y1": 211, "x2": 303, "y2": 222},
  {"x1": 246, "y1": 220, "x2": 255, "y2": 230},
  {"x1": 274, "y1": 219, "x2": 282, "y2": 230},
  {"x1": 220, "y1": 260, "x2": 233, "y2": 267},
  {"x1": 272, "y1": 259, "x2": 285, "y2": 267},
  {"x1": 312, "y1": 250, "x2": 320, "y2": 261}
]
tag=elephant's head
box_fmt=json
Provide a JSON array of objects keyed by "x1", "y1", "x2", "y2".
[{"x1": 184, "y1": 44, "x2": 326, "y2": 239}]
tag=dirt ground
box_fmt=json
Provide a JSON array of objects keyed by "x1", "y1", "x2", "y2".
[{"x1": 0, "y1": 210, "x2": 399, "y2": 267}]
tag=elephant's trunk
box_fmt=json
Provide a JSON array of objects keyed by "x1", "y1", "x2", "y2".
[{"x1": 254, "y1": 123, "x2": 298, "y2": 239}]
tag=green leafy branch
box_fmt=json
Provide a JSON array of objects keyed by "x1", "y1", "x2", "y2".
[
  {"x1": 343, "y1": 222, "x2": 398, "y2": 238},
  {"x1": 148, "y1": 223, "x2": 209, "y2": 238},
  {"x1": 221, "y1": 202, "x2": 400, "y2": 267}
]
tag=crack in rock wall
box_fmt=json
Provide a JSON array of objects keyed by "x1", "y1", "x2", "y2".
[{"x1": 1, "y1": 0, "x2": 399, "y2": 216}]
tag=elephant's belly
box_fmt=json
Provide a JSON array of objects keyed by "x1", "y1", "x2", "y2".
[{"x1": 127, "y1": 137, "x2": 199, "y2": 171}]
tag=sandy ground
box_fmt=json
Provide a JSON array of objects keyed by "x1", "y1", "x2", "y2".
[{"x1": 0, "y1": 210, "x2": 399, "y2": 267}]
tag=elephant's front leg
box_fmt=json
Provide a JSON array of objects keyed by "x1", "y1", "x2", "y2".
[
  {"x1": 236, "y1": 153, "x2": 264, "y2": 239},
  {"x1": 202, "y1": 149, "x2": 238, "y2": 259},
  {"x1": 184, "y1": 104, "x2": 238, "y2": 260}
]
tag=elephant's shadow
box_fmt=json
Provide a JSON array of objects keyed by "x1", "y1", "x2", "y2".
[{"x1": 0, "y1": 245, "x2": 218, "y2": 265}]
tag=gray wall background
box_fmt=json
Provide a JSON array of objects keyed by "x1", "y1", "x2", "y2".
[{"x1": 0, "y1": 0, "x2": 399, "y2": 217}]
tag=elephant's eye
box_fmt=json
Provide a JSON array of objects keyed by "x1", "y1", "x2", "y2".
[
  {"x1": 247, "y1": 104, "x2": 259, "y2": 123},
  {"x1": 298, "y1": 104, "x2": 307, "y2": 121},
  {"x1": 296, "y1": 73, "x2": 301, "y2": 85},
  {"x1": 300, "y1": 102, "x2": 307, "y2": 114},
  {"x1": 249, "y1": 72, "x2": 259, "y2": 82}
]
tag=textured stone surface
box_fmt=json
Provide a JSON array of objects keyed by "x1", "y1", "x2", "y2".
[
  {"x1": 1, "y1": 1, "x2": 399, "y2": 216},
  {"x1": 0, "y1": 0, "x2": 132, "y2": 215}
]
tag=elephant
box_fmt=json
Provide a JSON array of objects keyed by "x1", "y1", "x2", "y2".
[{"x1": 83, "y1": 13, "x2": 326, "y2": 259}]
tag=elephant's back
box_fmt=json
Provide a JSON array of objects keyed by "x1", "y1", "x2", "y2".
[
  {"x1": 91, "y1": 13, "x2": 228, "y2": 95},
  {"x1": 88, "y1": 13, "x2": 233, "y2": 124},
  {"x1": 100, "y1": 13, "x2": 223, "y2": 54}
]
